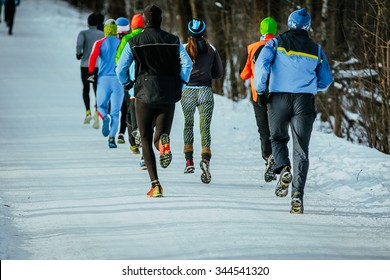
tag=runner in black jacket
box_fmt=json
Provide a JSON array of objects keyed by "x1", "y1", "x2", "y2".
[{"x1": 116, "y1": 4, "x2": 192, "y2": 197}]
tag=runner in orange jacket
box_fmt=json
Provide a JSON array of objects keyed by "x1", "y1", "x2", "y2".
[{"x1": 239, "y1": 17, "x2": 277, "y2": 183}]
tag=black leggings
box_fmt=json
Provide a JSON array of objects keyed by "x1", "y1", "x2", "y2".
[
  {"x1": 4, "y1": 2, "x2": 15, "y2": 35},
  {"x1": 120, "y1": 93, "x2": 138, "y2": 143},
  {"x1": 135, "y1": 100, "x2": 175, "y2": 182},
  {"x1": 80, "y1": 67, "x2": 98, "y2": 112},
  {"x1": 119, "y1": 92, "x2": 128, "y2": 135},
  {"x1": 252, "y1": 102, "x2": 272, "y2": 160}
]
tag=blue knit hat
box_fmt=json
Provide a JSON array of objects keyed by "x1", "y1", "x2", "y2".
[
  {"x1": 188, "y1": 18, "x2": 206, "y2": 38},
  {"x1": 288, "y1": 8, "x2": 311, "y2": 31},
  {"x1": 116, "y1": 17, "x2": 130, "y2": 34}
]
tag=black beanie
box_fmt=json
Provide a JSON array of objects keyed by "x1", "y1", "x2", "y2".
[
  {"x1": 143, "y1": 4, "x2": 162, "y2": 27},
  {"x1": 88, "y1": 13, "x2": 98, "y2": 27}
]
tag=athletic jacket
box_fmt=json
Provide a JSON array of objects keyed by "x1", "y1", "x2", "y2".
[
  {"x1": 88, "y1": 36, "x2": 120, "y2": 76},
  {"x1": 254, "y1": 29, "x2": 333, "y2": 94},
  {"x1": 240, "y1": 34, "x2": 274, "y2": 102},
  {"x1": 76, "y1": 27, "x2": 104, "y2": 68},
  {"x1": 184, "y1": 43, "x2": 223, "y2": 87},
  {"x1": 115, "y1": 28, "x2": 144, "y2": 99},
  {"x1": 116, "y1": 26, "x2": 192, "y2": 104},
  {"x1": 115, "y1": 28, "x2": 143, "y2": 64}
]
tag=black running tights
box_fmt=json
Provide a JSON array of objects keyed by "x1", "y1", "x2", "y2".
[
  {"x1": 80, "y1": 67, "x2": 98, "y2": 112},
  {"x1": 135, "y1": 100, "x2": 175, "y2": 182}
]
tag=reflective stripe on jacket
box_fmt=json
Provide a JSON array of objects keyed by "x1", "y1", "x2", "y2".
[{"x1": 254, "y1": 30, "x2": 333, "y2": 94}]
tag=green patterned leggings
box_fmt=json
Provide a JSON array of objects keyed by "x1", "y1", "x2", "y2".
[{"x1": 181, "y1": 86, "x2": 214, "y2": 157}]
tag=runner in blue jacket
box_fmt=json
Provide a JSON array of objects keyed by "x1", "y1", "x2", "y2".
[
  {"x1": 254, "y1": 8, "x2": 333, "y2": 214},
  {"x1": 89, "y1": 19, "x2": 123, "y2": 149}
]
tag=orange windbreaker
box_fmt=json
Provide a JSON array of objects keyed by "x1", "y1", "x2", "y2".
[{"x1": 240, "y1": 34, "x2": 275, "y2": 102}]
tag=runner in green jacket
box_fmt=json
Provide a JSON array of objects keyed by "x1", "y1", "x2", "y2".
[{"x1": 115, "y1": 14, "x2": 145, "y2": 168}]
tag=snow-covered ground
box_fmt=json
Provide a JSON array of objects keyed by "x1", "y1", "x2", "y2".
[{"x1": 0, "y1": 0, "x2": 389, "y2": 278}]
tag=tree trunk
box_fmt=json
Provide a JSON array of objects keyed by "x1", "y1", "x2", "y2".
[
  {"x1": 108, "y1": 0, "x2": 127, "y2": 19},
  {"x1": 320, "y1": 0, "x2": 329, "y2": 46},
  {"x1": 174, "y1": 0, "x2": 192, "y2": 41}
]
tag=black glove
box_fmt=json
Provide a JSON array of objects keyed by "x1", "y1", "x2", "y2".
[
  {"x1": 257, "y1": 92, "x2": 268, "y2": 107},
  {"x1": 76, "y1": 53, "x2": 83, "y2": 60},
  {"x1": 123, "y1": 81, "x2": 134, "y2": 91},
  {"x1": 87, "y1": 74, "x2": 95, "y2": 83}
]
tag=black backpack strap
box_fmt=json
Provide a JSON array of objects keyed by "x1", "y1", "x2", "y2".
[{"x1": 253, "y1": 45, "x2": 264, "y2": 64}]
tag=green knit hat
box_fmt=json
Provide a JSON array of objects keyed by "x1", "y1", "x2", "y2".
[
  {"x1": 104, "y1": 19, "x2": 117, "y2": 36},
  {"x1": 260, "y1": 17, "x2": 277, "y2": 35}
]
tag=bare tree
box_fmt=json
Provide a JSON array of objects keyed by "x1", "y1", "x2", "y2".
[{"x1": 107, "y1": 0, "x2": 127, "y2": 18}]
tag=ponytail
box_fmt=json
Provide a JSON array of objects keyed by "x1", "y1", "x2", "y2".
[{"x1": 185, "y1": 36, "x2": 209, "y2": 63}]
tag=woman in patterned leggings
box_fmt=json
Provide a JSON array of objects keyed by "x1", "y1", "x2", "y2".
[{"x1": 181, "y1": 18, "x2": 224, "y2": 183}]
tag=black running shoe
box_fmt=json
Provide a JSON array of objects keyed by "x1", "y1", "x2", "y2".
[
  {"x1": 117, "y1": 134, "x2": 125, "y2": 144},
  {"x1": 264, "y1": 155, "x2": 277, "y2": 182}
]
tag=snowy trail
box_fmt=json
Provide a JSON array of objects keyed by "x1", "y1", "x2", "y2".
[{"x1": 0, "y1": 0, "x2": 389, "y2": 260}]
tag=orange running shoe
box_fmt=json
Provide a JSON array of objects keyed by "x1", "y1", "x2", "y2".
[
  {"x1": 158, "y1": 134, "x2": 172, "y2": 168},
  {"x1": 147, "y1": 185, "x2": 163, "y2": 197}
]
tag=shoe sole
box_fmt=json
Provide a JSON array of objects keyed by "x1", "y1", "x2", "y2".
[
  {"x1": 159, "y1": 134, "x2": 172, "y2": 168},
  {"x1": 264, "y1": 171, "x2": 277, "y2": 182},
  {"x1": 117, "y1": 139, "x2": 125, "y2": 144},
  {"x1": 147, "y1": 191, "x2": 163, "y2": 197},
  {"x1": 147, "y1": 192, "x2": 163, "y2": 197},
  {"x1": 290, "y1": 199, "x2": 303, "y2": 214},
  {"x1": 200, "y1": 160, "x2": 211, "y2": 184},
  {"x1": 275, "y1": 171, "x2": 292, "y2": 197},
  {"x1": 265, "y1": 157, "x2": 276, "y2": 182},
  {"x1": 184, "y1": 166, "x2": 195, "y2": 174},
  {"x1": 108, "y1": 143, "x2": 117, "y2": 148},
  {"x1": 102, "y1": 116, "x2": 110, "y2": 137}
]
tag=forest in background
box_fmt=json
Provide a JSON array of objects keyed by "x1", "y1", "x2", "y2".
[{"x1": 64, "y1": 0, "x2": 389, "y2": 155}]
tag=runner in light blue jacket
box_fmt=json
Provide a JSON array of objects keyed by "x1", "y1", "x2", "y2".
[
  {"x1": 89, "y1": 19, "x2": 123, "y2": 149},
  {"x1": 254, "y1": 8, "x2": 333, "y2": 214}
]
